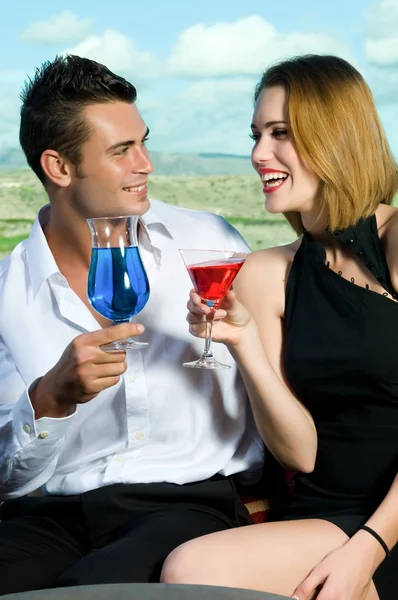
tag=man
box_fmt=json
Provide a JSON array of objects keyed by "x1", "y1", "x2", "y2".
[{"x1": 0, "y1": 55, "x2": 263, "y2": 594}]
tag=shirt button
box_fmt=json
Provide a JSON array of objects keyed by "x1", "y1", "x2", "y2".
[
  {"x1": 135, "y1": 432, "x2": 144, "y2": 441},
  {"x1": 23, "y1": 424, "x2": 31, "y2": 433},
  {"x1": 38, "y1": 431, "x2": 49, "y2": 439}
]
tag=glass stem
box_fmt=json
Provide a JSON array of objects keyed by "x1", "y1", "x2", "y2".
[{"x1": 203, "y1": 303, "x2": 216, "y2": 357}]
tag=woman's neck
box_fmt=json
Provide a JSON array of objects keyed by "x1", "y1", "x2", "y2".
[{"x1": 300, "y1": 210, "x2": 330, "y2": 242}]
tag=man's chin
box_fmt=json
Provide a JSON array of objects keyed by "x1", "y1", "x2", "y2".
[
  {"x1": 134, "y1": 195, "x2": 150, "y2": 215},
  {"x1": 118, "y1": 194, "x2": 150, "y2": 216}
]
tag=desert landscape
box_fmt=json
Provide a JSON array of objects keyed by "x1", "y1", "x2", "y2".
[{"x1": 0, "y1": 169, "x2": 297, "y2": 259}]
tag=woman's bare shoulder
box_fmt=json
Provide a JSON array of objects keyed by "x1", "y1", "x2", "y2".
[
  {"x1": 376, "y1": 203, "x2": 398, "y2": 232},
  {"x1": 243, "y1": 238, "x2": 301, "y2": 273},
  {"x1": 378, "y1": 204, "x2": 398, "y2": 290},
  {"x1": 234, "y1": 239, "x2": 301, "y2": 317}
]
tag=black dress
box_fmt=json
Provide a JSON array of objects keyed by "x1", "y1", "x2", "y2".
[{"x1": 281, "y1": 214, "x2": 398, "y2": 598}]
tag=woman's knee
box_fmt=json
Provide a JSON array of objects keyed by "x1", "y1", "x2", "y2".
[{"x1": 161, "y1": 541, "x2": 215, "y2": 585}]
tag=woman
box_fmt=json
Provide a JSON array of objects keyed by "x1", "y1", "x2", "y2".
[{"x1": 161, "y1": 55, "x2": 398, "y2": 600}]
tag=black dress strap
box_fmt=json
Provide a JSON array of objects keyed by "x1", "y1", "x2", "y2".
[{"x1": 327, "y1": 215, "x2": 397, "y2": 299}]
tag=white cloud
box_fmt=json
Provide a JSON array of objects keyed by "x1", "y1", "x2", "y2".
[
  {"x1": 65, "y1": 29, "x2": 160, "y2": 86},
  {"x1": 364, "y1": 1, "x2": 398, "y2": 105},
  {"x1": 0, "y1": 17, "x2": 375, "y2": 155},
  {"x1": 141, "y1": 78, "x2": 257, "y2": 154},
  {"x1": 0, "y1": 72, "x2": 27, "y2": 150},
  {"x1": 0, "y1": 91, "x2": 21, "y2": 150},
  {"x1": 167, "y1": 15, "x2": 353, "y2": 78},
  {"x1": 367, "y1": 66, "x2": 398, "y2": 103},
  {"x1": 21, "y1": 11, "x2": 92, "y2": 45},
  {"x1": 365, "y1": 0, "x2": 398, "y2": 66},
  {"x1": 365, "y1": 0, "x2": 398, "y2": 41},
  {"x1": 367, "y1": 38, "x2": 398, "y2": 66}
]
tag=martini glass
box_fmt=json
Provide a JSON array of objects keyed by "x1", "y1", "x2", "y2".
[
  {"x1": 179, "y1": 249, "x2": 246, "y2": 369},
  {"x1": 87, "y1": 215, "x2": 150, "y2": 352}
]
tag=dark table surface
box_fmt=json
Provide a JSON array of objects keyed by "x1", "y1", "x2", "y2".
[{"x1": 1, "y1": 584, "x2": 291, "y2": 600}]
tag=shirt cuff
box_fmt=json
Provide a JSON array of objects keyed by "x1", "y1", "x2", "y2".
[{"x1": 13, "y1": 383, "x2": 77, "y2": 448}]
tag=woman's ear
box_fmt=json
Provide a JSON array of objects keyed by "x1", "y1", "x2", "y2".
[{"x1": 40, "y1": 150, "x2": 72, "y2": 188}]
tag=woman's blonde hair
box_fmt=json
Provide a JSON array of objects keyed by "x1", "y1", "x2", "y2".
[{"x1": 254, "y1": 55, "x2": 398, "y2": 234}]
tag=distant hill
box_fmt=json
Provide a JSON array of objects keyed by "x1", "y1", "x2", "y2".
[
  {"x1": 151, "y1": 151, "x2": 253, "y2": 175},
  {"x1": 0, "y1": 148, "x2": 27, "y2": 170},
  {"x1": 0, "y1": 148, "x2": 253, "y2": 176},
  {"x1": 199, "y1": 152, "x2": 250, "y2": 160}
]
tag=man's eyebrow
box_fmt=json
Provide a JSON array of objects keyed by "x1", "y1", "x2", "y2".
[
  {"x1": 251, "y1": 120, "x2": 288, "y2": 130},
  {"x1": 106, "y1": 127, "x2": 150, "y2": 152}
]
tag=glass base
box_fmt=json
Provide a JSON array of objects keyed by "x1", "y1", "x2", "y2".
[
  {"x1": 183, "y1": 353, "x2": 231, "y2": 370},
  {"x1": 100, "y1": 337, "x2": 149, "y2": 352}
]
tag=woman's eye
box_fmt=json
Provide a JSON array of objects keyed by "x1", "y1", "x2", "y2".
[
  {"x1": 273, "y1": 129, "x2": 288, "y2": 139},
  {"x1": 249, "y1": 132, "x2": 260, "y2": 142}
]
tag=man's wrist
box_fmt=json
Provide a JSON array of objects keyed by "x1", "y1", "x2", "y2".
[{"x1": 30, "y1": 378, "x2": 75, "y2": 419}]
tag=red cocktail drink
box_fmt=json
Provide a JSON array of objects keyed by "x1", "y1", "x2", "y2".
[
  {"x1": 187, "y1": 259, "x2": 245, "y2": 307},
  {"x1": 179, "y1": 249, "x2": 247, "y2": 369}
]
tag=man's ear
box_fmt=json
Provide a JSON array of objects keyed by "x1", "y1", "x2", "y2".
[{"x1": 40, "y1": 150, "x2": 72, "y2": 188}]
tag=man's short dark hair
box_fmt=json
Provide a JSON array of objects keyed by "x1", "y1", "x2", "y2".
[{"x1": 19, "y1": 55, "x2": 137, "y2": 183}]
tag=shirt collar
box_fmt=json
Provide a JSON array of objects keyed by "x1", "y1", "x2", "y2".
[
  {"x1": 24, "y1": 200, "x2": 174, "y2": 297},
  {"x1": 24, "y1": 204, "x2": 60, "y2": 298},
  {"x1": 140, "y1": 199, "x2": 175, "y2": 239}
]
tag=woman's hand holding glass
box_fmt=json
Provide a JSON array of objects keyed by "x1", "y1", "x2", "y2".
[{"x1": 186, "y1": 288, "x2": 253, "y2": 347}]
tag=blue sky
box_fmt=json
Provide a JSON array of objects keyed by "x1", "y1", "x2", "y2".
[{"x1": 1, "y1": 0, "x2": 398, "y2": 157}]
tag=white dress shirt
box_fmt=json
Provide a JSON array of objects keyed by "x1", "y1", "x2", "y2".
[{"x1": 0, "y1": 199, "x2": 263, "y2": 499}]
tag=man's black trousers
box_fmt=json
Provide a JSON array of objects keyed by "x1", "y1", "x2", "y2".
[{"x1": 0, "y1": 477, "x2": 252, "y2": 595}]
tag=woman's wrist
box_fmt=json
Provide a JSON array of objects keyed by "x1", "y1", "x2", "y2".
[
  {"x1": 349, "y1": 529, "x2": 387, "y2": 572},
  {"x1": 227, "y1": 319, "x2": 272, "y2": 370},
  {"x1": 359, "y1": 525, "x2": 390, "y2": 558},
  {"x1": 227, "y1": 318, "x2": 260, "y2": 351}
]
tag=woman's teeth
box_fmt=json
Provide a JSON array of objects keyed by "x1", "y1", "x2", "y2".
[
  {"x1": 262, "y1": 173, "x2": 288, "y2": 182},
  {"x1": 266, "y1": 179, "x2": 283, "y2": 188},
  {"x1": 261, "y1": 172, "x2": 288, "y2": 189}
]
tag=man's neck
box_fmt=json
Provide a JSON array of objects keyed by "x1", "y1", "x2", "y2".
[
  {"x1": 42, "y1": 205, "x2": 113, "y2": 328},
  {"x1": 43, "y1": 205, "x2": 92, "y2": 276}
]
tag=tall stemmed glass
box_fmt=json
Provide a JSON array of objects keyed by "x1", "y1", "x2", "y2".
[
  {"x1": 87, "y1": 215, "x2": 150, "y2": 352},
  {"x1": 179, "y1": 249, "x2": 246, "y2": 369}
]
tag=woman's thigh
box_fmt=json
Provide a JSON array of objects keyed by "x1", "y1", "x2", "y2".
[{"x1": 161, "y1": 519, "x2": 379, "y2": 599}]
